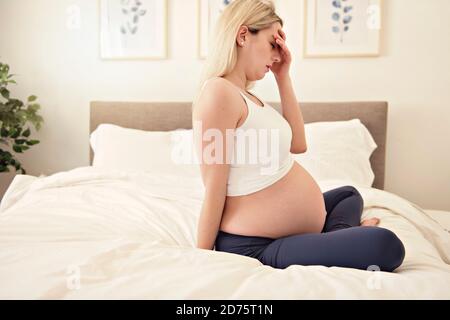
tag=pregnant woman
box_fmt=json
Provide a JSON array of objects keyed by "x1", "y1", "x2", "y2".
[{"x1": 192, "y1": 0, "x2": 405, "y2": 272}]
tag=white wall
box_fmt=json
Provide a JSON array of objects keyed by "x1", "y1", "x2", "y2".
[{"x1": 1, "y1": 0, "x2": 449, "y2": 210}]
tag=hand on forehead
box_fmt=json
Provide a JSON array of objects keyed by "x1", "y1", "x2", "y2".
[{"x1": 275, "y1": 28, "x2": 286, "y2": 40}]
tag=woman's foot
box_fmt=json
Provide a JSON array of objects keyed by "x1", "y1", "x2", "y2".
[{"x1": 361, "y1": 217, "x2": 380, "y2": 227}]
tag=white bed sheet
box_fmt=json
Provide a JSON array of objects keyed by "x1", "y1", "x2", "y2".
[
  {"x1": 0, "y1": 166, "x2": 449, "y2": 299},
  {"x1": 424, "y1": 210, "x2": 450, "y2": 231}
]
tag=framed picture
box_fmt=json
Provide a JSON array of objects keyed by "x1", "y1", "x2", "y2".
[
  {"x1": 100, "y1": 0, "x2": 167, "y2": 60},
  {"x1": 198, "y1": 0, "x2": 233, "y2": 59},
  {"x1": 304, "y1": 0, "x2": 382, "y2": 58}
]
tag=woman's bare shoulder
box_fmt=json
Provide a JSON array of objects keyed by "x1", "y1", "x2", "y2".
[
  {"x1": 194, "y1": 77, "x2": 242, "y2": 117},
  {"x1": 199, "y1": 77, "x2": 236, "y2": 101}
]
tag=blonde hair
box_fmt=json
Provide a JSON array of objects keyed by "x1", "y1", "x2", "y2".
[{"x1": 192, "y1": 0, "x2": 283, "y2": 110}]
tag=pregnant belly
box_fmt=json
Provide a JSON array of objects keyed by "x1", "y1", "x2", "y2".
[{"x1": 220, "y1": 161, "x2": 327, "y2": 238}]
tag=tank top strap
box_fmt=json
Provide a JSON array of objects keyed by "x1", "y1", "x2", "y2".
[
  {"x1": 236, "y1": 90, "x2": 256, "y2": 110},
  {"x1": 204, "y1": 77, "x2": 265, "y2": 108},
  {"x1": 239, "y1": 90, "x2": 266, "y2": 108},
  {"x1": 236, "y1": 90, "x2": 249, "y2": 101}
]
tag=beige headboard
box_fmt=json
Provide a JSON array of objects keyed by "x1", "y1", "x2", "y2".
[{"x1": 90, "y1": 101, "x2": 388, "y2": 190}]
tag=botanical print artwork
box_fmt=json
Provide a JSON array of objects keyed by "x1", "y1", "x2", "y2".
[
  {"x1": 331, "y1": 0, "x2": 353, "y2": 43},
  {"x1": 120, "y1": 0, "x2": 147, "y2": 35},
  {"x1": 304, "y1": 0, "x2": 380, "y2": 57},
  {"x1": 314, "y1": 0, "x2": 367, "y2": 47},
  {"x1": 100, "y1": 0, "x2": 167, "y2": 59}
]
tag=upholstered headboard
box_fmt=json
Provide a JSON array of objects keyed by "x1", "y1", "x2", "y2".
[{"x1": 90, "y1": 101, "x2": 388, "y2": 190}]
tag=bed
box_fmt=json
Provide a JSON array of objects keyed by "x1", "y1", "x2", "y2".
[{"x1": 0, "y1": 100, "x2": 449, "y2": 299}]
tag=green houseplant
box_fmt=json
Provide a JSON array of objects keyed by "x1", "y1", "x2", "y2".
[{"x1": 0, "y1": 62, "x2": 44, "y2": 175}]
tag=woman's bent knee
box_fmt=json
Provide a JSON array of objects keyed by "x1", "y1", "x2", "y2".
[
  {"x1": 372, "y1": 227, "x2": 406, "y2": 272},
  {"x1": 343, "y1": 185, "x2": 364, "y2": 206}
]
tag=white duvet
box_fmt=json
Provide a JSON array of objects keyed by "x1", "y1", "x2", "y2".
[{"x1": 0, "y1": 166, "x2": 449, "y2": 299}]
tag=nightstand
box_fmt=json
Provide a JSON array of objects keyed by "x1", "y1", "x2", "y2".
[{"x1": 0, "y1": 172, "x2": 17, "y2": 205}]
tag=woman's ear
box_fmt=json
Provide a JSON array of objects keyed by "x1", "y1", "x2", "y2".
[{"x1": 236, "y1": 25, "x2": 248, "y2": 46}]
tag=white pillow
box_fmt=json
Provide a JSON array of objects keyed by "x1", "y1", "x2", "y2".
[
  {"x1": 292, "y1": 118, "x2": 378, "y2": 188},
  {"x1": 90, "y1": 124, "x2": 200, "y2": 177},
  {"x1": 90, "y1": 119, "x2": 377, "y2": 187}
]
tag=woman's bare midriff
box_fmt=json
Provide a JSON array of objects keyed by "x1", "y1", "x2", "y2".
[
  {"x1": 216, "y1": 77, "x2": 326, "y2": 239},
  {"x1": 220, "y1": 161, "x2": 327, "y2": 239}
]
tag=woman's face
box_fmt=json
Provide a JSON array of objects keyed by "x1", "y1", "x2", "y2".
[{"x1": 238, "y1": 22, "x2": 283, "y2": 80}]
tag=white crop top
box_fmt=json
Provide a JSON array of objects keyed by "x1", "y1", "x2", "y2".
[{"x1": 226, "y1": 88, "x2": 295, "y2": 196}]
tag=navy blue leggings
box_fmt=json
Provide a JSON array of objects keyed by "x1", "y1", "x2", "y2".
[{"x1": 215, "y1": 186, "x2": 405, "y2": 272}]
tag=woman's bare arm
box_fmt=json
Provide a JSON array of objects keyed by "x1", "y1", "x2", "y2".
[{"x1": 193, "y1": 79, "x2": 241, "y2": 250}]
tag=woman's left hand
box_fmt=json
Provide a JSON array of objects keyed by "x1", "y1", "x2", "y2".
[{"x1": 270, "y1": 29, "x2": 292, "y2": 80}]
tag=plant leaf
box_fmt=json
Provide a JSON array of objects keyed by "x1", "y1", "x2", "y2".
[
  {"x1": 22, "y1": 128, "x2": 31, "y2": 137},
  {"x1": 0, "y1": 127, "x2": 8, "y2": 137},
  {"x1": 0, "y1": 88, "x2": 10, "y2": 99},
  {"x1": 12, "y1": 145, "x2": 22, "y2": 153},
  {"x1": 11, "y1": 128, "x2": 20, "y2": 138},
  {"x1": 25, "y1": 139, "x2": 39, "y2": 146}
]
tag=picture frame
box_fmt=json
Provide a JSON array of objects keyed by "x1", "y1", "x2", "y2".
[
  {"x1": 198, "y1": 0, "x2": 233, "y2": 59},
  {"x1": 304, "y1": 0, "x2": 382, "y2": 58},
  {"x1": 99, "y1": 0, "x2": 168, "y2": 60}
]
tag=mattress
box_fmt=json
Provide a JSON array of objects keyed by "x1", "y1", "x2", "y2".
[{"x1": 0, "y1": 166, "x2": 449, "y2": 299}]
